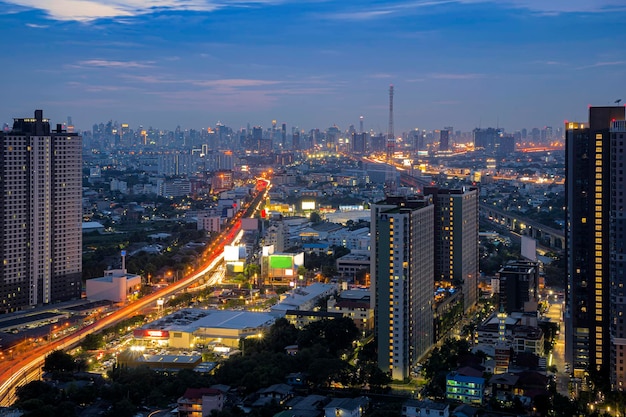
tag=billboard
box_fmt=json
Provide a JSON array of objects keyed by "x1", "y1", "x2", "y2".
[
  {"x1": 301, "y1": 201, "x2": 316, "y2": 211},
  {"x1": 224, "y1": 245, "x2": 243, "y2": 262},
  {"x1": 262, "y1": 245, "x2": 275, "y2": 257},
  {"x1": 133, "y1": 329, "x2": 170, "y2": 339},
  {"x1": 269, "y1": 255, "x2": 294, "y2": 269},
  {"x1": 293, "y1": 252, "x2": 304, "y2": 267}
]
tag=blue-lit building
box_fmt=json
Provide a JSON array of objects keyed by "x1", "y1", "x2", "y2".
[{"x1": 445, "y1": 371, "x2": 485, "y2": 405}]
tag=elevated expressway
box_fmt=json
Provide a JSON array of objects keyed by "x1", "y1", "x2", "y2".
[{"x1": 0, "y1": 180, "x2": 270, "y2": 406}]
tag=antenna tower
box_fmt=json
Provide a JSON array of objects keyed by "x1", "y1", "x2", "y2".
[
  {"x1": 385, "y1": 85, "x2": 397, "y2": 194},
  {"x1": 386, "y1": 85, "x2": 395, "y2": 160}
]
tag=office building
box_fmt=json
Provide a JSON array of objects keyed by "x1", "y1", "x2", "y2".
[
  {"x1": 371, "y1": 196, "x2": 434, "y2": 380},
  {"x1": 0, "y1": 110, "x2": 82, "y2": 312},
  {"x1": 610, "y1": 119, "x2": 626, "y2": 389},
  {"x1": 352, "y1": 132, "x2": 367, "y2": 154},
  {"x1": 565, "y1": 106, "x2": 625, "y2": 380},
  {"x1": 497, "y1": 260, "x2": 539, "y2": 314},
  {"x1": 439, "y1": 129, "x2": 450, "y2": 152},
  {"x1": 425, "y1": 186, "x2": 479, "y2": 312}
]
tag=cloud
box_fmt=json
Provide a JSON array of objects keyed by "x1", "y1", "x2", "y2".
[
  {"x1": 6, "y1": 0, "x2": 624, "y2": 23},
  {"x1": 322, "y1": 0, "x2": 454, "y2": 21},
  {"x1": 0, "y1": 0, "x2": 285, "y2": 22},
  {"x1": 194, "y1": 79, "x2": 281, "y2": 88},
  {"x1": 429, "y1": 72, "x2": 483, "y2": 80},
  {"x1": 74, "y1": 59, "x2": 154, "y2": 68},
  {"x1": 489, "y1": 0, "x2": 626, "y2": 14},
  {"x1": 322, "y1": 0, "x2": 626, "y2": 21},
  {"x1": 576, "y1": 61, "x2": 626, "y2": 70},
  {"x1": 324, "y1": 10, "x2": 394, "y2": 21},
  {"x1": 25, "y1": 22, "x2": 48, "y2": 28},
  {"x1": 367, "y1": 73, "x2": 395, "y2": 79}
]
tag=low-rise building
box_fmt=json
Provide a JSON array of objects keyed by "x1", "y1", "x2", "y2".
[
  {"x1": 270, "y1": 283, "x2": 338, "y2": 315},
  {"x1": 335, "y1": 252, "x2": 370, "y2": 281},
  {"x1": 177, "y1": 387, "x2": 224, "y2": 417},
  {"x1": 323, "y1": 397, "x2": 369, "y2": 417},
  {"x1": 133, "y1": 309, "x2": 275, "y2": 348},
  {"x1": 86, "y1": 268, "x2": 142, "y2": 303},
  {"x1": 402, "y1": 400, "x2": 449, "y2": 417},
  {"x1": 327, "y1": 290, "x2": 373, "y2": 332},
  {"x1": 446, "y1": 371, "x2": 485, "y2": 405}
]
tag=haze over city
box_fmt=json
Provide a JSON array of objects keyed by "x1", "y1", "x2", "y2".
[{"x1": 1, "y1": 0, "x2": 626, "y2": 132}]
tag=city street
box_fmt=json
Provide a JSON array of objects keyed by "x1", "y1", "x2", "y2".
[{"x1": 544, "y1": 297, "x2": 569, "y2": 397}]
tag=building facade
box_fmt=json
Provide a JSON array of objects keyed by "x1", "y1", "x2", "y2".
[
  {"x1": 610, "y1": 119, "x2": 626, "y2": 389},
  {"x1": 372, "y1": 196, "x2": 434, "y2": 380},
  {"x1": 425, "y1": 186, "x2": 479, "y2": 312},
  {"x1": 0, "y1": 110, "x2": 82, "y2": 312},
  {"x1": 565, "y1": 106, "x2": 625, "y2": 380},
  {"x1": 497, "y1": 260, "x2": 539, "y2": 314}
]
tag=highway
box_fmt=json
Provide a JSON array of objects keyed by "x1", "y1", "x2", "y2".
[{"x1": 0, "y1": 179, "x2": 270, "y2": 406}]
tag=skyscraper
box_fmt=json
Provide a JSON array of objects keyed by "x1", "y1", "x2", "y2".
[
  {"x1": 371, "y1": 196, "x2": 434, "y2": 380},
  {"x1": 565, "y1": 106, "x2": 625, "y2": 380},
  {"x1": 610, "y1": 119, "x2": 626, "y2": 389},
  {"x1": 425, "y1": 186, "x2": 479, "y2": 312},
  {"x1": 0, "y1": 110, "x2": 82, "y2": 313}
]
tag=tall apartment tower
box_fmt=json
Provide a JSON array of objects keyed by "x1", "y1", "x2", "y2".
[
  {"x1": 371, "y1": 196, "x2": 434, "y2": 380},
  {"x1": 565, "y1": 106, "x2": 625, "y2": 379},
  {"x1": 0, "y1": 110, "x2": 82, "y2": 313},
  {"x1": 425, "y1": 186, "x2": 479, "y2": 312},
  {"x1": 610, "y1": 119, "x2": 626, "y2": 389}
]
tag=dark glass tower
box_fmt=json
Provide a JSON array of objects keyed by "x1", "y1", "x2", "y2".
[{"x1": 565, "y1": 106, "x2": 625, "y2": 379}]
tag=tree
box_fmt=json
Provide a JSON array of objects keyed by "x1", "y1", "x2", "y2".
[
  {"x1": 43, "y1": 350, "x2": 76, "y2": 374},
  {"x1": 16, "y1": 381, "x2": 60, "y2": 404},
  {"x1": 80, "y1": 333, "x2": 104, "y2": 351},
  {"x1": 309, "y1": 212, "x2": 322, "y2": 223}
]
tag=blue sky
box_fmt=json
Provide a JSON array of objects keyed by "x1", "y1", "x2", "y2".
[{"x1": 1, "y1": 0, "x2": 625, "y2": 134}]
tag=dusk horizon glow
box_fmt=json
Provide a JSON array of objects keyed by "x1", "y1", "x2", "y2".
[{"x1": 1, "y1": 0, "x2": 625, "y2": 133}]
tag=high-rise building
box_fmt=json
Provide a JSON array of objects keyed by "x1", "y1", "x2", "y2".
[
  {"x1": 352, "y1": 132, "x2": 367, "y2": 154},
  {"x1": 425, "y1": 186, "x2": 479, "y2": 312},
  {"x1": 565, "y1": 106, "x2": 625, "y2": 380},
  {"x1": 0, "y1": 110, "x2": 82, "y2": 312},
  {"x1": 497, "y1": 260, "x2": 539, "y2": 314},
  {"x1": 610, "y1": 119, "x2": 626, "y2": 389},
  {"x1": 439, "y1": 129, "x2": 450, "y2": 152},
  {"x1": 371, "y1": 196, "x2": 434, "y2": 380}
]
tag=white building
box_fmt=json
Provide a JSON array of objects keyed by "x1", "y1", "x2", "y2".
[
  {"x1": 270, "y1": 283, "x2": 338, "y2": 315},
  {"x1": 402, "y1": 400, "x2": 449, "y2": 417},
  {"x1": 86, "y1": 268, "x2": 142, "y2": 303}
]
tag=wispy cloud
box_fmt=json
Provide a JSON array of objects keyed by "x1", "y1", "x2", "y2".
[
  {"x1": 73, "y1": 59, "x2": 155, "y2": 69},
  {"x1": 25, "y1": 22, "x2": 48, "y2": 28},
  {"x1": 66, "y1": 81, "x2": 138, "y2": 93},
  {"x1": 492, "y1": 0, "x2": 626, "y2": 14},
  {"x1": 0, "y1": 0, "x2": 302, "y2": 22},
  {"x1": 367, "y1": 73, "x2": 395, "y2": 79},
  {"x1": 324, "y1": 10, "x2": 394, "y2": 21},
  {"x1": 429, "y1": 72, "x2": 483, "y2": 80},
  {"x1": 322, "y1": 0, "x2": 454, "y2": 21},
  {"x1": 576, "y1": 61, "x2": 626, "y2": 70},
  {"x1": 194, "y1": 79, "x2": 281, "y2": 88},
  {"x1": 322, "y1": 0, "x2": 626, "y2": 21}
]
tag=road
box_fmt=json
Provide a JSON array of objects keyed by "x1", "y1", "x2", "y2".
[
  {"x1": 0, "y1": 179, "x2": 270, "y2": 406},
  {"x1": 544, "y1": 299, "x2": 569, "y2": 397}
]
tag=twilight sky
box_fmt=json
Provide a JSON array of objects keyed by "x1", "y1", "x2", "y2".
[{"x1": 0, "y1": 0, "x2": 625, "y2": 134}]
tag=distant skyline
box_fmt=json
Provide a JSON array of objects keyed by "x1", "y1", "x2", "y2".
[{"x1": 1, "y1": 0, "x2": 625, "y2": 133}]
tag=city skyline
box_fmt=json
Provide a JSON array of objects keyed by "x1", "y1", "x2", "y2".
[{"x1": 1, "y1": 0, "x2": 625, "y2": 133}]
